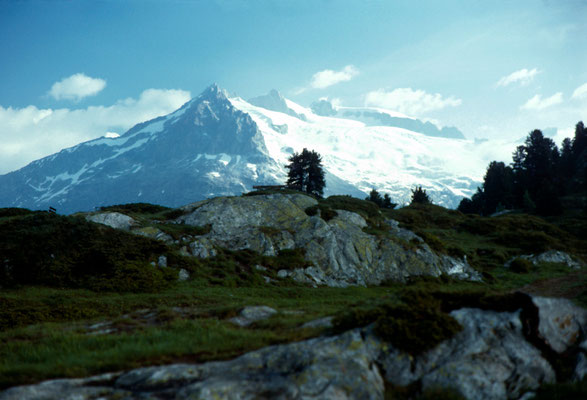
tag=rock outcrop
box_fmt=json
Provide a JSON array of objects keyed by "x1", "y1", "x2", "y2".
[
  {"x1": 505, "y1": 250, "x2": 584, "y2": 270},
  {"x1": 86, "y1": 211, "x2": 136, "y2": 231},
  {"x1": 174, "y1": 194, "x2": 481, "y2": 286},
  {"x1": 2, "y1": 295, "x2": 585, "y2": 400}
]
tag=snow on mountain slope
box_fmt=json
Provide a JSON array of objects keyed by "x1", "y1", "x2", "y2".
[
  {"x1": 229, "y1": 94, "x2": 486, "y2": 206},
  {"x1": 0, "y1": 84, "x2": 517, "y2": 213}
]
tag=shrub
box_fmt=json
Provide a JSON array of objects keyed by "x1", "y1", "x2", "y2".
[
  {"x1": 333, "y1": 291, "x2": 462, "y2": 356},
  {"x1": 99, "y1": 203, "x2": 170, "y2": 215},
  {"x1": 509, "y1": 258, "x2": 533, "y2": 274},
  {"x1": 0, "y1": 208, "x2": 35, "y2": 219},
  {"x1": 88, "y1": 261, "x2": 177, "y2": 292},
  {"x1": 0, "y1": 212, "x2": 167, "y2": 291},
  {"x1": 304, "y1": 205, "x2": 338, "y2": 221},
  {"x1": 321, "y1": 195, "x2": 381, "y2": 220},
  {"x1": 410, "y1": 186, "x2": 431, "y2": 205},
  {"x1": 415, "y1": 231, "x2": 446, "y2": 254}
]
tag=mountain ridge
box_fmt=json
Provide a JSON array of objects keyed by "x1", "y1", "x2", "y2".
[{"x1": 0, "y1": 84, "x2": 484, "y2": 213}]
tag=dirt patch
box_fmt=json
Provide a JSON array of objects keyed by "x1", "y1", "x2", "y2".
[{"x1": 517, "y1": 270, "x2": 587, "y2": 299}]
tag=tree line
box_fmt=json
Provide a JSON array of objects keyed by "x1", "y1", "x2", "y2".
[{"x1": 458, "y1": 121, "x2": 587, "y2": 216}]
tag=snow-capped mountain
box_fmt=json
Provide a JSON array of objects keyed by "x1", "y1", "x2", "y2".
[{"x1": 0, "y1": 84, "x2": 490, "y2": 214}]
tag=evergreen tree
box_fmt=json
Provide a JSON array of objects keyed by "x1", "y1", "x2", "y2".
[
  {"x1": 559, "y1": 137, "x2": 574, "y2": 193},
  {"x1": 285, "y1": 148, "x2": 326, "y2": 197},
  {"x1": 481, "y1": 161, "x2": 515, "y2": 215},
  {"x1": 366, "y1": 189, "x2": 396, "y2": 209},
  {"x1": 511, "y1": 129, "x2": 560, "y2": 213},
  {"x1": 410, "y1": 186, "x2": 431, "y2": 205},
  {"x1": 572, "y1": 121, "x2": 587, "y2": 160},
  {"x1": 457, "y1": 188, "x2": 484, "y2": 215},
  {"x1": 382, "y1": 193, "x2": 396, "y2": 209},
  {"x1": 572, "y1": 121, "x2": 587, "y2": 191},
  {"x1": 366, "y1": 188, "x2": 383, "y2": 206}
]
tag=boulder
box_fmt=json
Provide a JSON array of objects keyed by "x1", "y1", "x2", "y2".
[
  {"x1": 506, "y1": 250, "x2": 583, "y2": 270},
  {"x1": 178, "y1": 269, "x2": 190, "y2": 282},
  {"x1": 176, "y1": 194, "x2": 481, "y2": 286},
  {"x1": 229, "y1": 306, "x2": 278, "y2": 327},
  {"x1": 532, "y1": 296, "x2": 587, "y2": 353},
  {"x1": 379, "y1": 308, "x2": 555, "y2": 399},
  {"x1": 86, "y1": 212, "x2": 135, "y2": 231}
]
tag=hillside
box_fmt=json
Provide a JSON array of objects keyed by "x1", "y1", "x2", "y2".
[{"x1": 1, "y1": 193, "x2": 586, "y2": 399}]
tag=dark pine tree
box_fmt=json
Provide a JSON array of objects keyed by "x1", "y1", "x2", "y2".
[
  {"x1": 457, "y1": 188, "x2": 484, "y2": 215},
  {"x1": 481, "y1": 161, "x2": 515, "y2": 215},
  {"x1": 366, "y1": 188, "x2": 383, "y2": 206},
  {"x1": 572, "y1": 121, "x2": 587, "y2": 160},
  {"x1": 410, "y1": 186, "x2": 431, "y2": 205},
  {"x1": 366, "y1": 189, "x2": 396, "y2": 209},
  {"x1": 511, "y1": 129, "x2": 560, "y2": 213},
  {"x1": 285, "y1": 148, "x2": 326, "y2": 197},
  {"x1": 559, "y1": 137, "x2": 574, "y2": 193},
  {"x1": 572, "y1": 121, "x2": 587, "y2": 191},
  {"x1": 382, "y1": 193, "x2": 397, "y2": 209}
]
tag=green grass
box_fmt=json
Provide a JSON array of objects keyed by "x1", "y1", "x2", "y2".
[
  {"x1": 0, "y1": 262, "x2": 584, "y2": 390},
  {"x1": 1, "y1": 200, "x2": 586, "y2": 392},
  {"x1": 0, "y1": 283, "x2": 394, "y2": 389}
]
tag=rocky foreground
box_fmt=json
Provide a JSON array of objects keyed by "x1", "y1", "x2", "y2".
[
  {"x1": 90, "y1": 193, "x2": 481, "y2": 286},
  {"x1": 2, "y1": 193, "x2": 586, "y2": 399},
  {"x1": 1, "y1": 294, "x2": 586, "y2": 400}
]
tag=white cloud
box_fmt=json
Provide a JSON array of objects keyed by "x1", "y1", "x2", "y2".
[
  {"x1": 48, "y1": 73, "x2": 107, "y2": 101},
  {"x1": 496, "y1": 68, "x2": 539, "y2": 87},
  {"x1": 310, "y1": 65, "x2": 359, "y2": 89},
  {"x1": 571, "y1": 82, "x2": 587, "y2": 100},
  {"x1": 364, "y1": 88, "x2": 462, "y2": 116},
  {"x1": 520, "y1": 92, "x2": 563, "y2": 111},
  {"x1": 0, "y1": 88, "x2": 191, "y2": 174}
]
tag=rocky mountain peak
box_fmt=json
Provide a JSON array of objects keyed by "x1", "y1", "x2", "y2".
[{"x1": 248, "y1": 89, "x2": 306, "y2": 121}]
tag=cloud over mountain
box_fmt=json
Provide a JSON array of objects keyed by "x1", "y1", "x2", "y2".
[
  {"x1": 0, "y1": 88, "x2": 191, "y2": 174},
  {"x1": 364, "y1": 88, "x2": 462, "y2": 116},
  {"x1": 48, "y1": 73, "x2": 107, "y2": 101},
  {"x1": 310, "y1": 65, "x2": 359, "y2": 89}
]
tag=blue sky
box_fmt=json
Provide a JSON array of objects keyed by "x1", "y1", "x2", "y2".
[{"x1": 1, "y1": 0, "x2": 586, "y2": 174}]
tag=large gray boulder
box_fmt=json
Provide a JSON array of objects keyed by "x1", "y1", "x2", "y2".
[
  {"x1": 86, "y1": 211, "x2": 136, "y2": 230},
  {"x1": 532, "y1": 296, "x2": 587, "y2": 354},
  {"x1": 175, "y1": 194, "x2": 481, "y2": 286},
  {"x1": 379, "y1": 308, "x2": 555, "y2": 399}
]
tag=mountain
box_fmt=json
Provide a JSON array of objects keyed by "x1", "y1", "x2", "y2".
[
  {"x1": 249, "y1": 89, "x2": 307, "y2": 121},
  {"x1": 0, "y1": 84, "x2": 484, "y2": 214},
  {"x1": 311, "y1": 99, "x2": 465, "y2": 139}
]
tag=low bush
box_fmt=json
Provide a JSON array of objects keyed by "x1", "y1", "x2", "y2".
[
  {"x1": 333, "y1": 291, "x2": 462, "y2": 356},
  {"x1": 415, "y1": 230, "x2": 447, "y2": 254},
  {"x1": 305, "y1": 205, "x2": 338, "y2": 221},
  {"x1": 321, "y1": 195, "x2": 380, "y2": 221},
  {"x1": 0, "y1": 208, "x2": 35, "y2": 219},
  {"x1": 0, "y1": 212, "x2": 167, "y2": 291},
  {"x1": 99, "y1": 203, "x2": 170, "y2": 215},
  {"x1": 509, "y1": 258, "x2": 533, "y2": 274}
]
